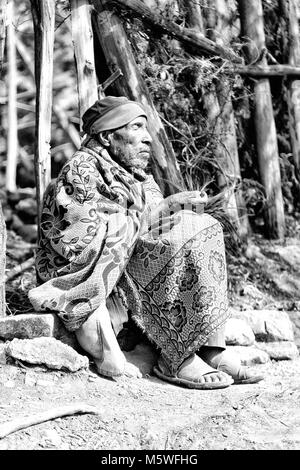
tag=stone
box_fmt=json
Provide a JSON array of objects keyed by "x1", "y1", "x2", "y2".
[
  {"x1": 232, "y1": 310, "x2": 295, "y2": 342},
  {"x1": 225, "y1": 318, "x2": 255, "y2": 346},
  {"x1": 0, "y1": 314, "x2": 58, "y2": 340},
  {"x1": 225, "y1": 345, "x2": 270, "y2": 366},
  {"x1": 5, "y1": 337, "x2": 89, "y2": 372},
  {"x1": 0, "y1": 313, "x2": 78, "y2": 348},
  {"x1": 256, "y1": 341, "x2": 299, "y2": 361}
]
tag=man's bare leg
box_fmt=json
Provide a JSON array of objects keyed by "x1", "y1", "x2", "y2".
[
  {"x1": 75, "y1": 304, "x2": 142, "y2": 378},
  {"x1": 198, "y1": 327, "x2": 264, "y2": 384}
]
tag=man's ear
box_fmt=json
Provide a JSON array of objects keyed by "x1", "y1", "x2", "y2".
[{"x1": 97, "y1": 131, "x2": 112, "y2": 147}]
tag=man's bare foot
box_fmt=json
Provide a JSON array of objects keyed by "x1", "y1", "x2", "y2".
[
  {"x1": 199, "y1": 347, "x2": 264, "y2": 385},
  {"x1": 123, "y1": 361, "x2": 143, "y2": 378},
  {"x1": 153, "y1": 354, "x2": 233, "y2": 389}
]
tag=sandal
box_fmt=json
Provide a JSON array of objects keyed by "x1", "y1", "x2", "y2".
[
  {"x1": 153, "y1": 354, "x2": 233, "y2": 390},
  {"x1": 199, "y1": 348, "x2": 264, "y2": 385}
]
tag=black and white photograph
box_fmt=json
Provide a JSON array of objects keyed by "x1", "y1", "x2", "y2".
[{"x1": 0, "y1": 0, "x2": 299, "y2": 454}]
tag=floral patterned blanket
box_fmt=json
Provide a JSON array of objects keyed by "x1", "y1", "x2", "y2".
[{"x1": 29, "y1": 138, "x2": 229, "y2": 371}]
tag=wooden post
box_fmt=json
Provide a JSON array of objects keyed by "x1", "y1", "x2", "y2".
[
  {"x1": 70, "y1": 0, "x2": 98, "y2": 125},
  {"x1": 238, "y1": 0, "x2": 285, "y2": 239},
  {"x1": 0, "y1": 0, "x2": 7, "y2": 73},
  {"x1": 6, "y1": 0, "x2": 17, "y2": 193},
  {"x1": 91, "y1": 0, "x2": 183, "y2": 195},
  {"x1": 280, "y1": 0, "x2": 300, "y2": 176},
  {"x1": 30, "y1": 0, "x2": 55, "y2": 230},
  {"x1": 0, "y1": 0, "x2": 7, "y2": 317}
]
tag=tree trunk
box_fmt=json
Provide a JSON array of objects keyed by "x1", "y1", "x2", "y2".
[
  {"x1": 92, "y1": 0, "x2": 183, "y2": 195},
  {"x1": 0, "y1": 0, "x2": 7, "y2": 73},
  {"x1": 30, "y1": 0, "x2": 55, "y2": 232},
  {"x1": 70, "y1": 0, "x2": 98, "y2": 125},
  {"x1": 6, "y1": 0, "x2": 17, "y2": 193},
  {"x1": 280, "y1": 0, "x2": 300, "y2": 177},
  {"x1": 238, "y1": 0, "x2": 285, "y2": 239}
]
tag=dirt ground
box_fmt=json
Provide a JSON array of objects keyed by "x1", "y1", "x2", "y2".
[
  {"x1": 0, "y1": 356, "x2": 299, "y2": 451},
  {"x1": 1, "y1": 222, "x2": 300, "y2": 451}
]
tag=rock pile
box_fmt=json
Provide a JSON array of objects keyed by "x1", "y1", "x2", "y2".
[
  {"x1": 225, "y1": 308, "x2": 299, "y2": 365},
  {"x1": 0, "y1": 312, "x2": 87, "y2": 372},
  {"x1": 0, "y1": 307, "x2": 298, "y2": 375}
]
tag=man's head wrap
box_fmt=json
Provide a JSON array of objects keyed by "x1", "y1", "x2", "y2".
[{"x1": 82, "y1": 96, "x2": 147, "y2": 135}]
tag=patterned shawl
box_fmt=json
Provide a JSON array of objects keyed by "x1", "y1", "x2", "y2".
[{"x1": 29, "y1": 138, "x2": 147, "y2": 331}]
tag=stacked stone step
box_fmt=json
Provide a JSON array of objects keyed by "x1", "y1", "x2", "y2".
[
  {"x1": 0, "y1": 313, "x2": 88, "y2": 372},
  {"x1": 225, "y1": 309, "x2": 299, "y2": 365},
  {"x1": 0, "y1": 309, "x2": 299, "y2": 372}
]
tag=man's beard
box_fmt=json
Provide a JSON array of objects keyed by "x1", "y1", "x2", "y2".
[{"x1": 109, "y1": 146, "x2": 150, "y2": 173}]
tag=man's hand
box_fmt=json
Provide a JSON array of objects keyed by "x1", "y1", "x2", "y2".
[{"x1": 167, "y1": 190, "x2": 208, "y2": 210}]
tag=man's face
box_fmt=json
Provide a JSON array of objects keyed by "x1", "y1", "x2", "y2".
[{"x1": 106, "y1": 116, "x2": 152, "y2": 172}]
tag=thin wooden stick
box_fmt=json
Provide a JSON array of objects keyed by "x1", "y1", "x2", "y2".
[
  {"x1": 5, "y1": 256, "x2": 35, "y2": 282},
  {"x1": 0, "y1": 404, "x2": 101, "y2": 439},
  {"x1": 0, "y1": 0, "x2": 8, "y2": 73},
  {"x1": 6, "y1": 0, "x2": 18, "y2": 193},
  {"x1": 227, "y1": 64, "x2": 300, "y2": 77}
]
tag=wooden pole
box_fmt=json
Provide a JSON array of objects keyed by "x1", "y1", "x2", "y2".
[
  {"x1": 280, "y1": 0, "x2": 300, "y2": 176},
  {"x1": 0, "y1": 0, "x2": 7, "y2": 73},
  {"x1": 6, "y1": 0, "x2": 17, "y2": 193},
  {"x1": 70, "y1": 0, "x2": 98, "y2": 125},
  {"x1": 30, "y1": 0, "x2": 55, "y2": 231},
  {"x1": 92, "y1": 0, "x2": 183, "y2": 195},
  {"x1": 0, "y1": 1, "x2": 7, "y2": 317},
  {"x1": 226, "y1": 64, "x2": 300, "y2": 78},
  {"x1": 238, "y1": 0, "x2": 285, "y2": 239},
  {"x1": 108, "y1": 0, "x2": 243, "y2": 63}
]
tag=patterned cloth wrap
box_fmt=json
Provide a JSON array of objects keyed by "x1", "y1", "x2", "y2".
[{"x1": 29, "y1": 138, "x2": 229, "y2": 372}]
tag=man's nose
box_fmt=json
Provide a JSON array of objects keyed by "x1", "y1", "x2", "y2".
[{"x1": 142, "y1": 129, "x2": 152, "y2": 144}]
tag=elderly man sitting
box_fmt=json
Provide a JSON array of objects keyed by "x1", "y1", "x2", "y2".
[{"x1": 29, "y1": 96, "x2": 263, "y2": 389}]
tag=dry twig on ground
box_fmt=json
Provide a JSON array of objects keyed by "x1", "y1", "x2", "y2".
[{"x1": 0, "y1": 403, "x2": 101, "y2": 439}]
